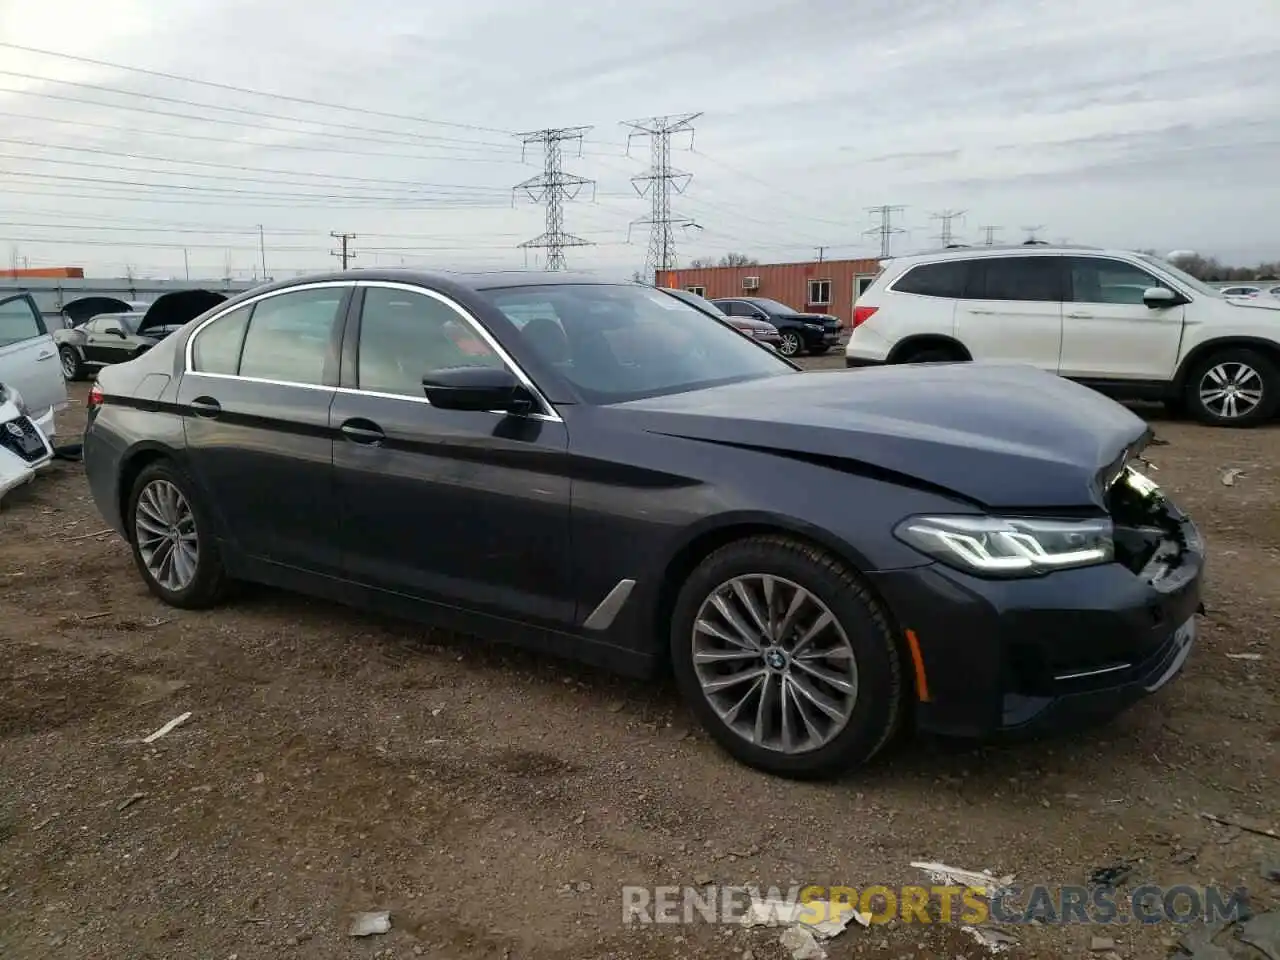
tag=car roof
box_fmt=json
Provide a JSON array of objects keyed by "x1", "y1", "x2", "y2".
[
  {"x1": 237, "y1": 268, "x2": 633, "y2": 296},
  {"x1": 879, "y1": 243, "x2": 1155, "y2": 268}
]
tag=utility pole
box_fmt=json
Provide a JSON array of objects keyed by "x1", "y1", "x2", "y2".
[
  {"x1": 183, "y1": 248, "x2": 189, "y2": 280},
  {"x1": 1021, "y1": 224, "x2": 1045, "y2": 244},
  {"x1": 330, "y1": 231, "x2": 356, "y2": 270},
  {"x1": 512, "y1": 127, "x2": 596, "y2": 271},
  {"x1": 622, "y1": 113, "x2": 702, "y2": 274},
  {"x1": 257, "y1": 224, "x2": 267, "y2": 280},
  {"x1": 930, "y1": 209, "x2": 966, "y2": 247},
  {"x1": 815, "y1": 246, "x2": 825, "y2": 263},
  {"x1": 864, "y1": 205, "x2": 906, "y2": 258},
  {"x1": 980, "y1": 225, "x2": 1002, "y2": 246}
]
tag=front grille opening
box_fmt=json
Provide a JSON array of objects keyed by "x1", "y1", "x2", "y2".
[
  {"x1": 1107, "y1": 466, "x2": 1185, "y2": 577},
  {"x1": 0, "y1": 417, "x2": 47, "y2": 465}
]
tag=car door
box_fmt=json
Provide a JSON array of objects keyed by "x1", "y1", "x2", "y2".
[
  {"x1": 177, "y1": 282, "x2": 353, "y2": 574},
  {"x1": 330, "y1": 281, "x2": 574, "y2": 627},
  {"x1": 953, "y1": 255, "x2": 1064, "y2": 370},
  {"x1": 1058, "y1": 256, "x2": 1185, "y2": 381},
  {"x1": 0, "y1": 293, "x2": 67, "y2": 420},
  {"x1": 84, "y1": 315, "x2": 135, "y2": 365}
]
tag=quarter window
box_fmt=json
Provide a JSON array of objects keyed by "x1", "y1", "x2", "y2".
[
  {"x1": 807, "y1": 279, "x2": 832, "y2": 305},
  {"x1": 0, "y1": 296, "x2": 44, "y2": 348},
  {"x1": 238, "y1": 288, "x2": 346, "y2": 385},
  {"x1": 191, "y1": 304, "x2": 253, "y2": 375},
  {"x1": 893, "y1": 261, "x2": 969, "y2": 298},
  {"x1": 1066, "y1": 258, "x2": 1168, "y2": 305},
  {"x1": 969, "y1": 257, "x2": 1062, "y2": 302},
  {"x1": 357, "y1": 287, "x2": 503, "y2": 398}
]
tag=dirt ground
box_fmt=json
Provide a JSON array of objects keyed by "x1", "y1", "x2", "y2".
[{"x1": 1, "y1": 370, "x2": 1276, "y2": 960}]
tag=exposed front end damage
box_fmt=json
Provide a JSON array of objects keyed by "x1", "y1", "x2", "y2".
[{"x1": 0, "y1": 381, "x2": 54, "y2": 504}]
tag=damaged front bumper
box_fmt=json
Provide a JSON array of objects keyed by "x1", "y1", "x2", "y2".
[{"x1": 0, "y1": 409, "x2": 56, "y2": 500}]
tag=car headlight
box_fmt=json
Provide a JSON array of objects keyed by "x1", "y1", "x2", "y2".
[
  {"x1": 0, "y1": 383, "x2": 27, "y2": 414},
  {"x1": 894, "y1": 515, "x2": 1114, "y2": 577},
  {"x1": 804, "y1": 322, "x2": 823, "y2": 331}
]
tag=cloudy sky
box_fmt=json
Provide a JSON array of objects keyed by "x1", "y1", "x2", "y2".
[{"x1": 0, "y1": 0, "x2": 1277, "y2": 280}]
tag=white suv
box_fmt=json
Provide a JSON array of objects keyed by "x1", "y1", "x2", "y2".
[{"x1": 845, "y1": 245, "x2": 1280, "y2": 426}]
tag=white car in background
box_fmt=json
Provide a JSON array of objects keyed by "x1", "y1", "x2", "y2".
[
  {"x1": 844, "y1": 245, "x2": 1280, "y2": 426},
  {"x1": 0, "y1": 293, "x2": 69, "y2": 445},
  {"x1": 1220, "y1": 285, "x2": 1261, "y2": 299}
]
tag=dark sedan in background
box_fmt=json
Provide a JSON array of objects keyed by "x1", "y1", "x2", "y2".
[
  {"x1": 83, "y1": 271, "x2": 1202, "y2": 779},
  {"x1": 56, "y1": 289, "x2": 227, "y2": 381},
  {"x1": 711, "y1": 296, "x2": 842, "y2": 357},
  {"x1": 660, "y1": 287, "x2": 782, "y2": 348}
]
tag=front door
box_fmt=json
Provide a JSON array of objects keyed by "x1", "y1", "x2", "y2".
[
  {"x1": 1058, "y1": 256, "x2": 1185, "y2": 381},
  {"x1": 953, "y1": 255, "x2": 1064, "y2": 371},
  {"x1": 177, "y1": 283, "x2": 352, "y2": 573},
  {"x1": 0, "y1": 294, "x2": 67, "y2": 421},
  {"x1": 83, "y1": 315, "x2": 138, "y2": 365},
  {"x1": 331, "y1": 282, "x2": 574, "y2": 627}
]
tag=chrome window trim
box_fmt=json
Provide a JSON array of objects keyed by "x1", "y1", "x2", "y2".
[{"x1": 183, "y1": 278, "x2": 563, "y2": 423}]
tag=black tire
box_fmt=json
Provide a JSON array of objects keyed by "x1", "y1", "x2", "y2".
[
  {"x1": 126, "y1": 460, "x2": 229, "y2": 609},
  {"x1": 777, "y1": 331, "x2": 805, "y2": 357},
  {"x1": 1183, "y1": 348, "x2": 1280, "y2": 427},
  {"x1": 899, "y1": 347, "x2": 960, "y2": 364},
  {"x1": 670, "y1": 535, "x2": 905, "y2": 780},
  {"x1": 59, "y1": 345, "x2": 85, "y2": 381},
  {"x1": 808, "y1": 345, "x2": 831, "y2": 356}
]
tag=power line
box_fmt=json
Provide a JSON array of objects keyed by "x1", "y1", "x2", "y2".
[
  {"x1": 622, "y1": 113, "x2": 701, "y2": 273},
  {"x1": 330, "y1": 232, "x2": 356, "y2": 270},
  {"x1": 512, "y1": 127, "x2": 597, "y2": 271},
  {"x1": 980, "y1": 225, "x2": 1002, "y2": 246},
  {"x1": 864, "y1": 205, "x2": 907, "y2": 258},
  {"x1": 930, "y1": 209, "x2": 966, "y2": 247}
]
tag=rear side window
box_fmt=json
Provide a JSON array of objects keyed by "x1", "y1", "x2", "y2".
[
  {"x1": 0, "y1": 295, "x2": 45, "y2": 348},
  {"x1": 969, "y1": 257, "x2": 1062, "y2": 302},
  {"x1": 191, "y1": 304, "x2": 252, "y2": 375},
  {"x1": 892, "y1": 261, "x2": 969, "y2": 298},
  {"x1": 238, "y1": 288, "x2": 346, "y2": 386}
]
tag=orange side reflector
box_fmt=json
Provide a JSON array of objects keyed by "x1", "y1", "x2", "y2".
[{"x1": 904, "y1": 629, "x2": 931, "y2": 702}]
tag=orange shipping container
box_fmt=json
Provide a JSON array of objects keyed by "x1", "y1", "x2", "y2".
[{"x1": 0, "y1": 266, "x2": 85, "y2": 279}]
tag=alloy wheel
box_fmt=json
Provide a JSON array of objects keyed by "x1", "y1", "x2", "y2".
[
  {"x1": 779, "y1": 333, "x2": 802, "y2": 357},
  {"x1": 134, "y1": 479, "x2": 199, "y2": 592},
  {"x1": 60, "y1": 349, "x2": 76, "y2": 378},
  {"x1": 691, "y1": 574, "x2": 859, "y2": 754},
  {"x1": 1199, "y1": 362, "x2": 1264, "y2": 419}
]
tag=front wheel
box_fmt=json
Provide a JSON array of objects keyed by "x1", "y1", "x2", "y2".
[
  {"x1": 777, "y1": 331, "x2": 805, "y2": 357},
  {"x1": 670, "y1": 536, "x2": 905, "y2": 780},
  {"x1": 59, "y1": 346, "x2": 84, "y2": 381},
  {"x1": 1184, "y1": 348, "x2": 1279, "y2": 427},
  {"x1": 127, "y1": 461, "x2": 229, "y2": 609}
]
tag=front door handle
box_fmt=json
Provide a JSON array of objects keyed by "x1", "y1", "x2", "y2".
[
  {"x1": 340, "y1": 418, "x2": 385, "y2": 445},
  {"x1": 965, "y1": 308, "x2": 995, "y2": 315},
  {"x1": 36, "y1": 351, "x2": 54, "y2": 361},
  {"x1": 189, "y1": 396, "x2": 221, "y2": 418},
  {"x1": 1066, "y1": 312, "x2": 1093, "y2": 319}
]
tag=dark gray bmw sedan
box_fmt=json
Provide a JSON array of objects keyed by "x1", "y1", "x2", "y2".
[{"x1": 82, "y1": 270, "x2": 1204, "y2": 779}]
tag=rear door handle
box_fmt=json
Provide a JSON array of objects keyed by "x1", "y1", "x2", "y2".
[
  {"x1": 37, "y1": 351, "x2": 54, "y2": 361},
  {"x1": 1066, "y1": 312, "x2": 1093, "y2": 319},
  {"x1": 340, "y1": 418, "x2": 385, "y2": 445},
  {"x1": 965, "y1": 308, "x2": 995, "y2": 315},
  {"x1": 189, "y1": 396, "x2": 221, "y2": 418}
]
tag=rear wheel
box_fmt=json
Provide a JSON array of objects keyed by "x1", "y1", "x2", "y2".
[
  {"x1": 1184, "y1": 348, "x2": 1279, "y2": 427},
  {"x1": 59, "y1": 346, "x2": 84, "y2": 381},
  {"x1": 670, "y1": 535, "x2": 905, "y2": 780},
  {"x1": 898, "y1": 346, "x2": 962, "y2": 364},
  {"x1": 126, "y1": 461, "x2": 229, "y2": 609},
  {"x1": 777, "y1": 331, "x2": 805, "y2": 357},
  {"x1": 808, "y1": 345, "x2": 830, "y2": 356}
]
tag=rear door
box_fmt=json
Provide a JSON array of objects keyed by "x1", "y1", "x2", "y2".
[
  {"x1": 954, "y1": 256, "x2": 1064, "y2": 370},
  {"x1": 1059, "y1": 256, "x2": 1184, "y2": 381},
  {"x1": 0, "y1": 294, "x2": 67, "y2": 419},
  {"x1": 177, "y1": 283, "x2": 352, "y2": 573}
]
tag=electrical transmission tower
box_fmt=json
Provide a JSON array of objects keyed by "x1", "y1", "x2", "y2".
[
  {"x1": 1021, "y1": 224, "x2": 1046, "y2": 244},
  {"x1": 330, "y1": 232, "x2": 356, "y2": 269},
  {"x1": 512, "y1": 127, "x2": 597, "y2": 271},
  {"x1": 930, "y1": 209, "x2": 966, "y2": 247},
  {"x1": 980, "y1": 225, "x2": 1002, "y2": 246},
  {"x1": 622, "y1": 113, "x2": 702, "y2": 273},
  {"x1": 864, "y1": 205, "x2": 907, "y2": 258}
]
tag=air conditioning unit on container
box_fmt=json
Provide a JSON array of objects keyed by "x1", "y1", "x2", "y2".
[{"x1": 742, "y1": 276, "x2": 760, "y2": 290}]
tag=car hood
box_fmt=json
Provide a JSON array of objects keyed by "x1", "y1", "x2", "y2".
[
  {"x1": 1224, "y1": 296, "x2": 1280, "y2": 313},
  {"x1": 615, "y1": 363, "x2": 1149, "y2": 509},
  {"x1": 137, "y1": 289, "x2": 228, "y2": 335},
  {"x1": 783, "y1": 313, "x2": 838, "y2": 324}
]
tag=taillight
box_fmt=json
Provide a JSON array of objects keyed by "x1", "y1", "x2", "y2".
[
  {"x1": 87, "y1": 383, "x2": 104, "y2": 408},
  {"x1": 852, "y1": 305, "x2": 879, "y2": 329}
]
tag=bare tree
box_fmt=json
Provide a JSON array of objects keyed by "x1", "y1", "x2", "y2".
[
  {"x1": 719, "y1": 252, "x2": 758, "y2": 267},
  {"x1": 687, "y1": 257, "x2": 715, "y2": 268}
]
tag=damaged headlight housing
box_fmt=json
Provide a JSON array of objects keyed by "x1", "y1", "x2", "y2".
[
  {"x1": 894, "y1": 515, "x2": 1114, "y2": 577},
  {"x1": 0, "y1": 383, "x2": 27, "y2": 415}
]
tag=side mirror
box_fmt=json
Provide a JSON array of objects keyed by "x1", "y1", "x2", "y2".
[
  {"x1": 422, "y1": 365, "x2": 534, "y2": 414},
  {"x1": 1143, "y1": 287, "x2": 1178, "y2": 309},
  {"x1": 105, "y1": 327, "x2": 126, "y2": 337}
]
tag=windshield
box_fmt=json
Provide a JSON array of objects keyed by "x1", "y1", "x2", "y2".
[
  {"x1": 747, "y1": 298, "x2": 800, "y2": 315},
  {"x1": 483, "y1": 283, "x2": 793, "y2": 403},
  {"x1": 1138, "y1": 255, "x2": 1224, "y2": 299},
  {"x1": 662, "y1": 288, "x2": 726, "y2": 315}
]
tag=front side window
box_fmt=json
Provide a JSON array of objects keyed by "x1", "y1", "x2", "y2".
[
  {"x1": 807, "y1": 279, "x2": 832, "y2": 305},
  {"x1": 238, "y1": 288, "x2": 346, "y2": 385},
  {"x1": 0, "y1": 296, "x2": 44, "y2": 348},
  {"x1": 484, "y1": 283, "x2": 792, "y2": 403},
  {"x1": 970, "y1": 256, "x2": 1062, "y2": 302},
  {"x1": 191, "y1": 304, "x2": 252, "y2": 375},
  {"x1": 893, "y1": 261, "x2": 969, "y2": 298},
  {"x1": 357, "y1": 287, "x2": 504, "y2": 398},
  {"x1": 1067, "y1": 258, "x2": 1168, "y2": 305}
]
